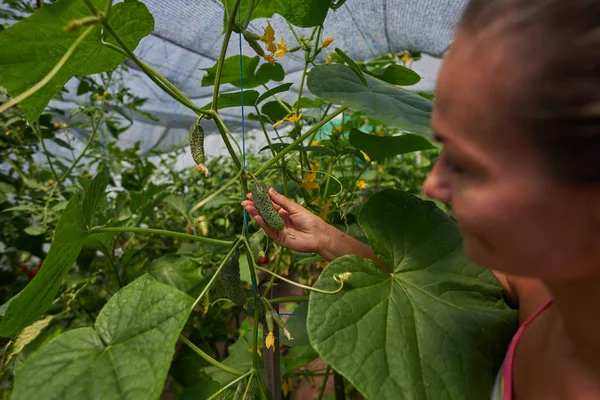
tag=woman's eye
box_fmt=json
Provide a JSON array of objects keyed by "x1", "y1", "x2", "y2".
[
  {"x1": 447, "y1": 159, "x2": 467, "y2": 174},
  {"x1": 441, "y1": 152, "x2": 467, "y2": 174}
]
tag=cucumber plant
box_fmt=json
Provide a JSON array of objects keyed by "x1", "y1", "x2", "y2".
[{"x1": 0, "y1": 1, "x2": 517, "y2": 399}]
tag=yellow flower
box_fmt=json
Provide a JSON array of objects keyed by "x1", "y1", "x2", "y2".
[
  {"x1": 310, "y1": 140, "x2": 320, "y2": 147},
  {"x1": 319, "y1": 200, "x2": 331, "y2": 221},
  {"x1": 4, "y1": 131, "x2": 9, "y2": 136},
  {"x1": 325, "y1": 55, "x2": 332, "y2": 64},
  {"x1": 265, "y1": 331, "x2": 275, "y2": 350},
  {"x1": 317, "y1": 260, "x2": 329, "y2": 269},
  {"x1": 300, "y1": 171, "x2": 319, "y2": 196},
  {"x1": 274, "y1": 36, "x2": 288, "y2": 58},
  {"x1": 248, "y1": 345, "x2": 263, "y2": 356},
  {"x1": 377, "y1": 165, "x2": 384, "y2": 173},
  {"x1": 282, "y1": 378, "x2": 296, "y2": 397},
  {"x1": 285, "y1": 113, "x2": 302, "y2": 123},
  {"x1": 360, "y1": 150, "x2": 371, "y2": 162},
  {"x1": 311, "y1": 198, "x2": 331, "y2": 221},
  {"x1": 401, "y1": 53, "x2": 412, "y2": 64},
  {"x1": 53, "y1": 122, "x2": 60, "y2": 128},
  {"x1": 260, "y1": 21, "x2": 276, "y2": 53},
  {"x1": 264, "y1": 54, "x2": 275, "y2": 65},
  {"x1": 321, "y1": 37, "x2": 335, "y2": 48},
  {"x1": 356, "y1": 180, "x2": 367, "y2": 189},
  {"x1": 103, "y1": 90, "x2": 108, "y2": 98},
  {"x1": 274, "y1": 113, "x2": 303, "y2": 127}
]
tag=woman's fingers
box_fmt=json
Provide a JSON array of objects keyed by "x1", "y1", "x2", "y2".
[
  {"x1": 242, "y1": 201, "x2": 280, "y2": 238},
  {"x1": 244, "y1": 193, "x2": 282, "y2": 211},
  {"x1": 269, "y1": 188, "x2": 302, "y2": 213}
]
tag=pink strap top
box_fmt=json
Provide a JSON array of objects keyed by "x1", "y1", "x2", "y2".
[{"x1": 498, "y1": 298, "x2": 554, "y2": 400}]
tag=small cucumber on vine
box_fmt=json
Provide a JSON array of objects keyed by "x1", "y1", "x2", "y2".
[
  {"x1": 251, "y1": 181, "x2": 296, "y2": 238},
  {"x1": 219, "y1": 250, "x2": 246, "y2": 306},
  {"x1": 189, "y1": 118, "x2": 209, "y2": 177}
]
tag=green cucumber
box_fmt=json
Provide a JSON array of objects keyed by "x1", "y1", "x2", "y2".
[
  {"x1": 189, "y1": 118, "x2": 209, "y2": 176},
  {"x1": 219, "y1": 250, "x2": 246, "y2": 306},
  {"x1": 251, "y1": 181, "x2": 285, "y2": 231}
]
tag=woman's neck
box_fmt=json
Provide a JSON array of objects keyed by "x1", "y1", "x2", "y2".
[{"x1": 544, "y1": 273, "x2": 600, "y2": 377}]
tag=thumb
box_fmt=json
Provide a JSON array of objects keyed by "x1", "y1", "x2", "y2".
[{"x1": 269, "y1": 188, "x2": 303, "y2": 213}]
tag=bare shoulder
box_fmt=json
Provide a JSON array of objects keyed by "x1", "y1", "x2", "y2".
[{"x1": 492, "y1": 271, "x2": 552, "y2": 324}]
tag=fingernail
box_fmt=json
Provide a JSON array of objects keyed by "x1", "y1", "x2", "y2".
[{"x1": 269, "y1": 188, "x2": 279, "y2": 196}]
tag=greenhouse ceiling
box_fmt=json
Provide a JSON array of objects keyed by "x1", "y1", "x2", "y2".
[{"x1": 8, "y1": 0, "x2": 468, "y2": 153}]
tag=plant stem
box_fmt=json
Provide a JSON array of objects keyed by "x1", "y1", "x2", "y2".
[
  {"x1": 180, "y1": 335, "x2": 244, "y2": 376},
  {"x1": 267, "y1": 295, "x2": 309, "y2": 305},
  {"x1": 256, "y1": 266, "x2": 346, "y2": 295},
  {"x1": 0, "y1": 26, "x2": 95, "y2": 114},
  {"x1": 100, "y1": 242, "x2": 122, "y2": 288},
  {"x1": 242, "y1": 370, "x2": 255, "y2": 399},
  {"x1": 242, "y1": 0, "x2": 256, "y2": 28},
  {"x1": 342, "y1": 160, "x2": 371, "y2": 202},
  {"x1": 33, "y1": 122, "x2": 60, "y2": 183},
  {"x1": 252, "y1": 289, "x2": 261, "y2": 373},
  {"x1": 191, "y1": 238, "x2": 242, "y2": 310},
  {"x1": 317, "y1": 365, "x2": 332, "y2": 400},
  {"x1": 262, "y1": 248, "x2": 284, "y2": 298},
  {"x1": 212, "y1": 0, "x2": 243, "y2": 109},
  {"x1": 322, "y1": 155, "x2": 338, "y2": 201},
  {"x1": 212, "y1": 113, "x2": 242, "y2": 171},
  {"x1": 208, "y1": 370, "x2": 253, "y2": 400},
  {"x1": 89, "y1": 226, "x2": 233, "y2": 247},
  {"x1": 102, "y1": 42, "x2": 209, "y2": 117},
  {"x1": 254, "y1": 107, "x2": 346, "y2": 176},
  {"x1": 5, "y1": 157, "x2": 29, "y2": 183},
  {"x1": 190, "y1": 175, "x2": 239, "y2": 215},
  {"x1": 295, "y1": 60, "x2": 309, "y2": 116},
  {"x1": 58, "y1": 113, "x2": 99, "y2": 185}
]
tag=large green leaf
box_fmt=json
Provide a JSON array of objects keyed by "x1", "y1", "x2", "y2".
[
  {"x1": 12, "y1": 274, "x2": 193, "y2": 400},
  {"x1": 179, "y1": 381, "x2": 221, "y2": 400},
  {"x1": 205, "y1": 336, "x2": 253, "y2": 386},
  {"x1": 307, "y1": 64, "x2": 433, "y2": 136},
  {"x1": 0, "y1": 171, "x2": 112, "y2": 337},
  {"x1": 349, "y1": 128, "x2": 436, "y2": 161},
  {"x1": 283, "y1": 345, "x2": 319, "y2": 371},
  {"x1": 202, "y1": 90, "x2": 260, "y2": 110},
  {"x1": 0, "y1": 193, "x2": 88, "y2": 337},
  {"x1": 256, "y1": 82, "x2": 293, "y2": 105},
  {"x1": 224, "y1": 0, "x2": 334, "y2": 28},
  {"x1": 307, "y1": 190, "x2": 517, "y2": 399},
  {"x1": 280, "y1": 302, "x2": 309, "y2": 347},
  {"x1": 129, "y1": 182, "x2": 169, "y2": 213},
  {"x1": 82, "y1": 169, "x2": 109, "y2": 227},
  {"x1": 201, "y1": 55, "x2": 284, "y2": 89},
  {"x1": 365, "y1": 64, "x2": 421, "y2": 86},
  {"x1": 148, "y1": 254, "x2": 203, "y2": 292},
  {"x1": 261, "y1": 100, "x2": 291, "y2": 123},
  {"x1": 0, "y1": 0, "x2": 154, "y2": 122}
]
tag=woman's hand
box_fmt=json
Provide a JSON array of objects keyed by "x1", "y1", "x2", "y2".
[{"x1": 241, "y1": 188, "x2": 329, "y2": 254}]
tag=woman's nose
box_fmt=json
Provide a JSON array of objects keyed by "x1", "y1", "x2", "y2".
[{"x1": 423, "y1": 160, "x2": 452, "y2": 203}]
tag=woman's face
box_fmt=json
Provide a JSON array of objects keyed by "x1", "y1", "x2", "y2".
[{"x1": 423, "y1": 32, "x2": 600, "y2": 281}]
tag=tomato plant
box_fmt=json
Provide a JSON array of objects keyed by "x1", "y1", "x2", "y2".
[{"x1": 0, "y1": 1, "x2": 517, "y2": 399}]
